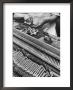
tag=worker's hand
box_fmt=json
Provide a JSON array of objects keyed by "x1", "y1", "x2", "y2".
[{"x1": 31, "y1": 13, "x2": 58, "y2": 27}]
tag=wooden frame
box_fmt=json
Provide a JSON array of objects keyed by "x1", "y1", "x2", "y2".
[{"x1": 0, "y1": 0, "x2": 72, "y2": 89}]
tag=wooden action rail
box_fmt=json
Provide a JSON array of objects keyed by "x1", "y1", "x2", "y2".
[{"x1": 13, "y1": 28, "x2": 60, "y2": 60}]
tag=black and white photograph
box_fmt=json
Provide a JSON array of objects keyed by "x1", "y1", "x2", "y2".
[{"x1": 13, "y1": 13, "x2": 60, "y2": 77}]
